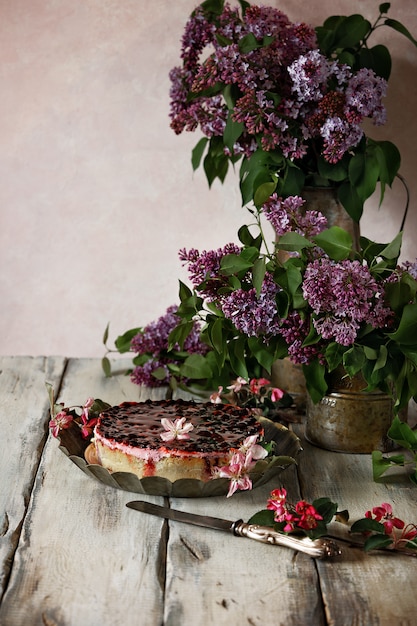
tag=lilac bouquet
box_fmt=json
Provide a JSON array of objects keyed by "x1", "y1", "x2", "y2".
[
  {"x1": 169, "y1": 1, "x2": 417, "y2": 220},
  {"x1": 170, "y1": 197, "x2": 417, "y2": 414}
]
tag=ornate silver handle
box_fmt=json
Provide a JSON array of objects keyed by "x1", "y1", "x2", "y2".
[{"x1": 232, "y1": 521, "x2": 341, "y2": 559}]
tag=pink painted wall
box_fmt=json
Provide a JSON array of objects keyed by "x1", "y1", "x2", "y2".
[{"x1": 1, "y1": 0, "x2": 416, "y2": 357}]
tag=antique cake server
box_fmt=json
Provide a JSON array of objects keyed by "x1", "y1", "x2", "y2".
[{"x1": 126, "y1": 501, "x2": 341, "y2": 559}]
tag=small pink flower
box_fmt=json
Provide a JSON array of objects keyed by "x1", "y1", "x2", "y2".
[
  {"x1": 227, "y1": 377, "x2": 248, "y2": 393},
  {"x1": 80, "y1": 397, "x2": 95, "y2": 423},
  {"x1": 216, "y1": 453, "x2": 253, "y2": 497},
  {"x1": 249, "y1": 378, "x2": 271, "y2": 394},
  {"x1": 365, "y1": 502, "x2": 404, "y2": 534},
  {"x1": 271, "y1": 387, "x2": 285, "y2": 402},
  {"x1": 49, "y1": 410, "x2": 73, "y2": 438},
  {"x1": 294, "y1": 501, "x2": 323, "y2": 530},
  {"x1": 239, "y1": 435, "x2": 268, "y2": 464},
  {"x1": 160, "y1": 417, "x2": 194, "y2": 442},
  {"x1": 210, "y1": 386, "x2": 223, "y2": 404},
  {"x1": 267, "y1": 488, "x2": 288, "y2": 520}
]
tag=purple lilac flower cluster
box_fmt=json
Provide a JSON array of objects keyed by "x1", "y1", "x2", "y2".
[
  {"x1": 130, "y1": 305, "x2": 208, "y2": 387},
  {"x1": 221, "y1": 272, "x2": 281, "y2": 338},
  {"x1": 169, "y1": 3, "x2": 387, "y2": 165},
  {"x1": 302, "y1": 258, "x2": 393, "y2": 346},
  {"x1": 262, "y1": 194, "x2": 327, "y2": 237},
  {"x1": 279, "y1": 312, "x2": 325, "y2": 365},
  {"x1": 179, "y1": 243, "x2": 241, "y2": 299}
]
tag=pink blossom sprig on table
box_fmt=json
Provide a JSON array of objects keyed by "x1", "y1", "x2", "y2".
[
  {"x1": 351, "y1": 502, "x2": 417, "y2": 552},
  {"x1": 248, "y1": 487, "x2": 340, "y2": 540},
  {"x1": 210, "y1": 376, "x2": 293, "y2": 420},
  {"x1": 213, "y1": 434, "x2": 269, "y2": 497},
  {"x1": 46, "y1": 382, "x2": 110, "y2": 440},
  {"x1": 249, "y1": 490, "x2": 417, "y2": 554},
  {"x1": 160, "y1": 417, "x2": 194, "y2": 442},
  {"x1": 170, "y1": 0, "x2": 417, "y2": 220}
]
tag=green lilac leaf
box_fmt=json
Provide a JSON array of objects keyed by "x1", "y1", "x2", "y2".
[
  {"x1": 209, "y1": 318, "x2": 225, "y2": 354},
  {"x1": 178, "y1": 280, "x2": 193, "y2": 301},
  {"x1": 387, "y1": 304, "x2": 417, "y2": 345},
  {"x1": 115, "y1": 328, "x2": 142, "y2": 353},
  {"x1": 180, "y1": 354, "x2": 213, "y2": 379},
  {"x1": 103, "y1": 323, "x2": 109, "y2": 345},
  {"x1": 387, "y1": 415, "x2": 417, "y2": 450},
  {"x1": 101, "y1": 357, "x2": 112, "y2": 378},
  {"x1": 332, "y1": 15, "x2": 371, "y2": 49},
  {"x1": 313, "y1": 226, "x2": 352, "y2": 261},
  {"x1": 373, "y1": 141, "x2": 401, "y2": 186},
  {"x1": 238, "y1": 32, "x2": 261, "y2": 54},
  {"x1": 228, "y1": 336, "x2": 249, "y2": 379},
  {"x1": 303, "y1": 360, "x2": 327, "y2": 403},
  {"x1": 372, "y1": 450, "x2": 394, "y2": 480},
  {"x1": 223, "y1": 115, "x2": 244, "y2": 151},
  {"x1": 252, "y1": 257, "x2": 266, "y2": 296},
  {"x1": 337, "y1": 182, "x2": 363, "y2": 221},
  {"x1": 254, "y1": 181, "x2": 277, "y2": 207},
  {"x1": 275, "y1": 231, "x2": 313, "y2": 253},
  {"x1": 191, "y1": 137, "x2": 209, "y2": 170},
  {"x1": 384, "y1": 18, "x2": 417, "y2": 47},
  {"x1": 348, "y1": 149, "x2": 379, "y2": 202},
  {"x1": 379, "y1": 3, "x2": 391, "y2": 14},
  {"x1": 220, "y1": 253, "x2": 253, "y2": 274},
  {"x1": 168, "y1": 321, "x2": 194, "y2": 350},
  {"x1": 359, "y1": 45, "x2": 391, "y2": 79}
]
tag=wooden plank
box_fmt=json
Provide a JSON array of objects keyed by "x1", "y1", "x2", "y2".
[
  {"x1": 296, "y1": 434, "x2": 417, "y2": 626},
  {"x1": 0, "y1": 358, "x2": 165, "y2": 626},
  {"x1": 0, "y1": 355, "x2": 66, "y2": 598}
]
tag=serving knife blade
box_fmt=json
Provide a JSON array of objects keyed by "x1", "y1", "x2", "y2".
[{"x1": 126, "y1": 501, "x2": 341, "y2": 559}]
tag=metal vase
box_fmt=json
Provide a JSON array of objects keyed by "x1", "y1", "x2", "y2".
[{"x1": 305, "y1": 368, "x2": 395, "y2": 454}]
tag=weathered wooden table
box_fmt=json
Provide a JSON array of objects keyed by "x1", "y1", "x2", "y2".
[{"x1": 1, "y1": 356, "x2": 416, "y2": 626}]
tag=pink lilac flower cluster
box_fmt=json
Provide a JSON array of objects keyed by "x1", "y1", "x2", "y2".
[
  {"x1": 49, "y1": 397, "x2": 98, "y2": 439},
  {"x1": 266, "y1": 487, "x2": 323, "y2": 531},
  {"x1": 169, "y1": 3, "x2": 387, "y2": 164},
  {"x1": 302, "y1": 258, "x2": 393, "y2": 346},
  {"x1": 262, "y1": 194, "x2": 327, "y2": 237},
  {"x1": 213, "y1": 434, "x2": 268, "y2": 497},
  {"x1": 130, "y1": 305, "x2": 208, "y2": 387},
  {"x1": 365, "y1": 503, "x2": 417, "y2": 550}
]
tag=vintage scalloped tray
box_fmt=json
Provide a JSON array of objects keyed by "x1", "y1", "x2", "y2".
[{"x1": 57, "y1": 416, "x2": 302, "y2": 498}]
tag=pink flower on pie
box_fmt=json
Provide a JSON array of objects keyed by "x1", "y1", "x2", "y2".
[
  {"x1": 239, "y1": 435, "x2": 268, "y2": 464},
  {"x1": 49, "y1": 410, "x2": 73, "y2": 438},
  {"x1": 210, "y1": 386, "x2": 223, "y2": 404},
  {"x1": 216, "y1": 452, "x2": 253, "y2": 498},
  {"x1": 160, "y1": 417, "x2": 194, "y2": 442}
]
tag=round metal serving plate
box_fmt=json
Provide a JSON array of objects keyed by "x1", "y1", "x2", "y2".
[{"x1": 57, "y1": 416, "x2": 302, "y2": 497}]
